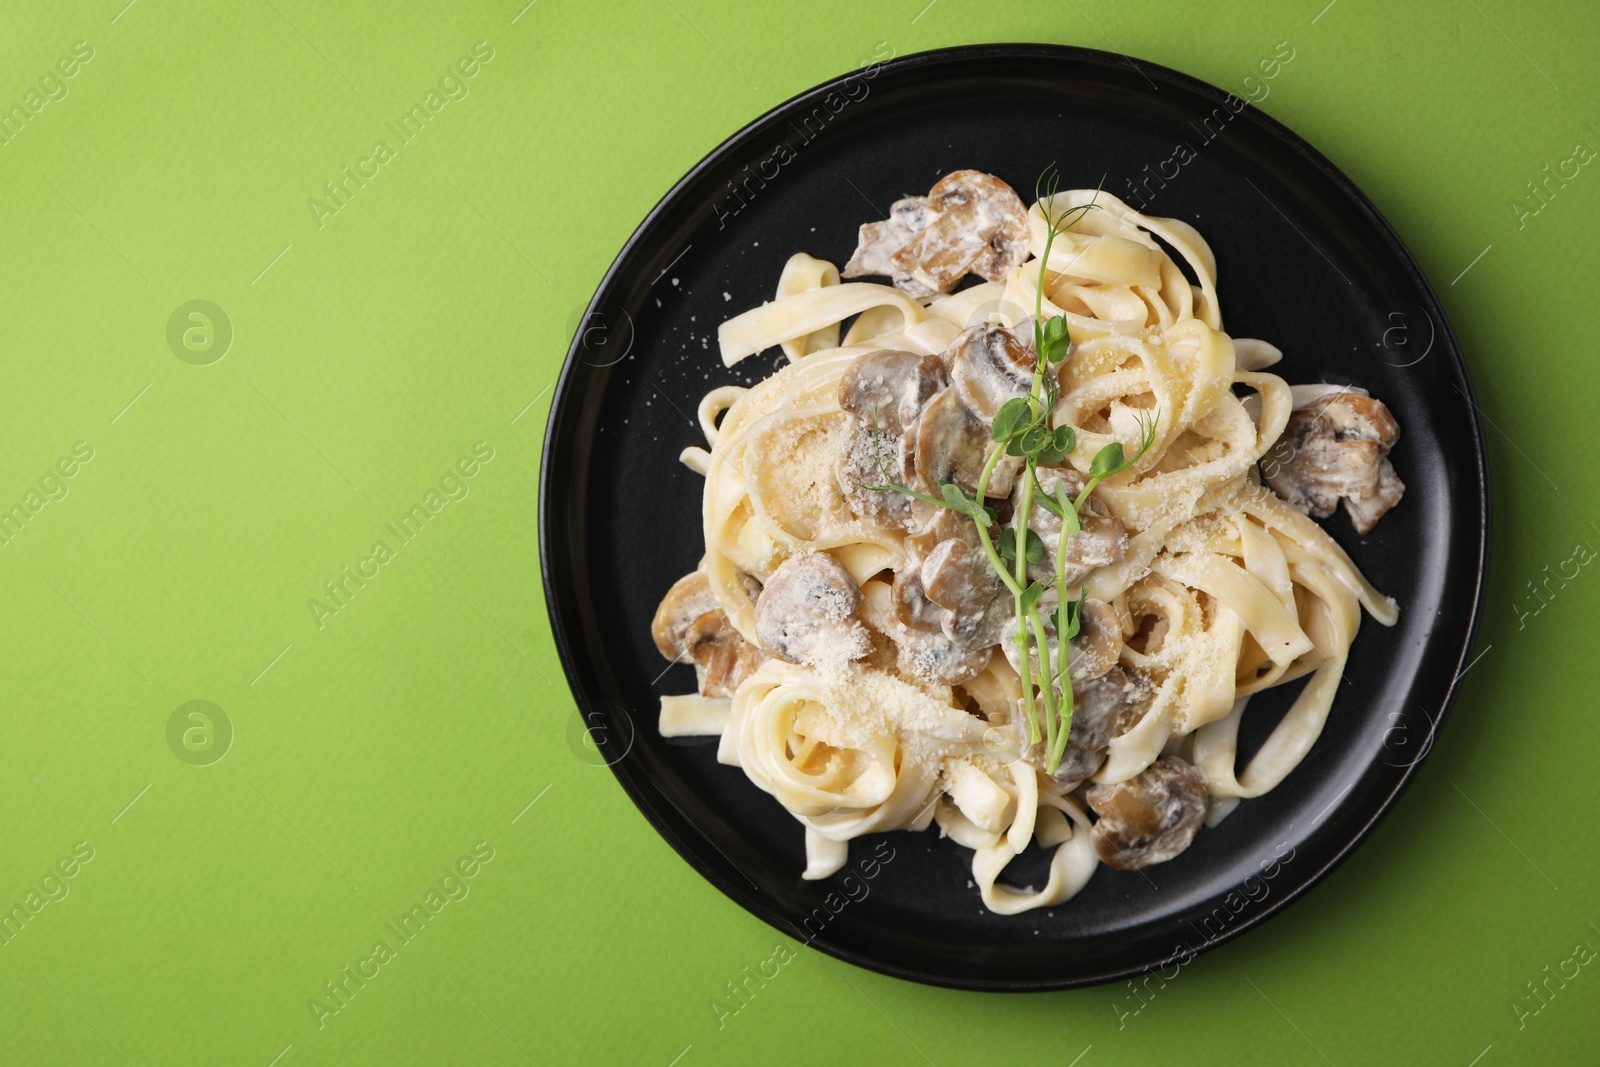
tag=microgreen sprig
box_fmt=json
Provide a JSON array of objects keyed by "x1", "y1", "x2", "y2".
[{"x1": 864, "y1": 167, "x2": 1160, "y2": 773}]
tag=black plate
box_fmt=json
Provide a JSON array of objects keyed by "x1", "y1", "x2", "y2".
[{"x1": 540, "y1": 44, "x2": 1489, "y2": 990}]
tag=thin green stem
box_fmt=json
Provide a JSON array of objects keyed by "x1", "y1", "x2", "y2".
[
  {"x1": 1016, "y1": 186, "x2": 1071, "y2": 755},
  {"x1": 1032, "y1": 217, "x2": 1060, "y2": 364},
  {"x1": 862, "y1": 482, "x2": 944, "y2": 509},
  {"x1": 1016, "y1": 613, "x2": 1040, "y2": 745},
  {"x1": 1012, "y1": 445, "x2": 1038, "y2": 744},
  {"x1": 1027, "y1": 604, "x2": 1057, "y2": 754},
  {"x1": 1049, "y1": 679, "x2": 1075, "y2": 770},
  {"x1": 973, "y1": 445, "x2": 1022, "y2": 598},
  {"x1": 1045, "y1": 483, "x2": 1077, "y2": 773}
]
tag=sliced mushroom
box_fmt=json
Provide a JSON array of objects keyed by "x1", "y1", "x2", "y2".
[
  {"x1": 1343, "y1": 456, "x2": 1405, "y2": 536},
  {"x1": 683, "y1": 611, "x2": 765, "y2": 697},
  {"x1": 836, "y1": 424, "x2": 915, "y2": 528},
  {"x1": 921, "y1": 538, "x2": 1002, "y2": 614},
  {"x1": 861, "y1": 578, "x2": 991, "y2": 685},
  {"x1": 1029, "y1": 516, "x2": 1128, "y2": 587},
  {"x1": 1086, "y1": 755, "x2": 1209, "y2": 870},
  {"x1": 842, "y1": 171, "x2": 1030, "y2": 299},
  {"x1": 1067, "y1": 515, "x2": 1128, "y2": 571},
  {"x1": 986, "y1": 453, "x2": 1024, "y2": 499},
  {"x1": 842, "y1": 197, "x2": 936, "y2": 296},
  {"x1": 906, "y1": 504, "x2": 980, "y2": 559},
  {"x1": 652, "y1": 570, "x2": 766, "y2": 697},
  {"x1": 1049, "y1": 666, "x2": 1153, "y2": 788},
  {"x1": 895, "y1": 627, "x2": 992, "y2": 685},
  {"x1": 921, "y1": 537, "x2": 1008, "y2": 651},
  {"x1": 754, "y1": 552, "x2": 871, "y2": 666},
  {"x1": 893, "y1": 171, "x2": 1030, "y2": 295},
  {"x1": 837, "y1": 349, "x2": 948, "y2": 436},
  {"x1": 1065, "y1": 598, "x2": 1122, "y2": 681},
  {"x1": 652, "y1": 571, "x2": 721, "y2": 661},
  {"x1": 999, "y1": 596, "x2": 1062, "y2": 685},
  {"x1": 889, "y1": 529, "x2": 1010, "y2": 655},
  {"x1": 835, "y1": 349, "x2": 951, "y2": 531},
  {"x1": 1034, "y1": 463, "x2": 1088, "y2": 499},
  {"x1": 942, "y1": 590, "x2": 1011, "y2": 650},
  {"x1": 1317, "y1": 390, "x2": 1400, "y2": 446},
  {"x1": 891, "y1": 567, "x2": 945, "y2": 633},
  {"x1": 910, "y1": 386, "x2": 992, "y2": 496},
  {"x1": 1262, "y1": 391, "x2": 1405, "y2": 533},
  {"x1": 948, "y1": 323, "x2": 1035, "y2": 423}
]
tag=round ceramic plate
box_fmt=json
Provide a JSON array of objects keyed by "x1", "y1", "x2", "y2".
[{"x1": 540, "y1": 44, "x2": 1489, "y2": 990}]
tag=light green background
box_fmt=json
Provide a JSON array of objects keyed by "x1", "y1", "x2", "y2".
[{"x1": 1, "y1": 1, "x2": 1595, "y2": 1064}]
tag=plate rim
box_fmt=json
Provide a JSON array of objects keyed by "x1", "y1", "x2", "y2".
[{"x1": 539, "y1": 41, "x2": 1491, "y2": 991}]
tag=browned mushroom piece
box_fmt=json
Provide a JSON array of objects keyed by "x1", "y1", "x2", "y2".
[
  {"x1": 1065, "y1": 598, "x2": 1122, "y2": 681},
  {"x1": 1262, "y1": 391, "x2": 1406, "y2": 535},
  {"x1": 999, "y1": 593, "x2": 1122, "y2": 687},
  {"x1": 836, "y1": 424, "x2": 915, "y2": 528},
  {"x1": 683, "y1": 611, "x2": 766, "y2": 697},
  {"x1": 842, "y1": 171, "x2": 1031, "y2": 299},
  {"x1": 863, "y1": 573, "x2": 993, "y2": 684},
  {"x1": 841, "y1": 197, "x2": 934, "y2": 296},
  {"x1": 999, "y1": 604, "x2": 1060, "y2": 684},
  {"x1": 921, "y1": 538, "x2": 1002, "y2": 615},
  {"x1": 1086, "y1": 755, "x2": 1209, "y2": 870},
  {"x1": 1342, "y1": 457, "x2": 1405, "y2": 536},
  {"x1": 1028, "y1": 513, "x2": 1128, "y2": 586},
  {"x1": 1049, "y1": 666, "x2": 1152, "y2": 787},
  {"x1": 906, "y1": 504, "x2": 980, "y2": 559},
  {"x1": 1065, "y1": 515, "x2": 1129, "y2": 574},
  {"x1": 891, "y1": 567, "x2": 945, "y2": 633},
  {"x1": 921, "y1": 537, "x2": 1009, "y2": 650},
  {"x1": 754, "y1": 553, "x2": 872, "y2": 666},
  {"x1": 894, "y1": 171, "x2": 1031, "y2": 295},
  {"x1": 909, "y1": 387, "x2": 993, "y2": 496},
  {"x1": 942, "y1": 590, "x2": 1011, "y2": 651},
  {"x1": 652, "y1": 571, "x2": 721, "y2": 661},
  {"x1": 894, "y1": 626, "x2": 992, "y2": 685},
  {"x1": 948, "y1": 323, "x2": 1036, "y2": 423},
  {"x1": 835, "y1": 349, "x2": 951, "y2": 529},
  {"x1": 837, "y1": 349, "x2": 948, "y2": 436},
  {"x1": 651, "y1": 571, "x2": 766, "y2": 697}
]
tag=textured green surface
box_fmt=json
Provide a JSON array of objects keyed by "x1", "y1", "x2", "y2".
[{"x1": 1, "y1": 1, "x2": 1596, "y2": 1064}]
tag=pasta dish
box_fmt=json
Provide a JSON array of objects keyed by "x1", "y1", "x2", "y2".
[{"x1": 650, "y1": 168, "x2": 1405, "y2": 914}]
